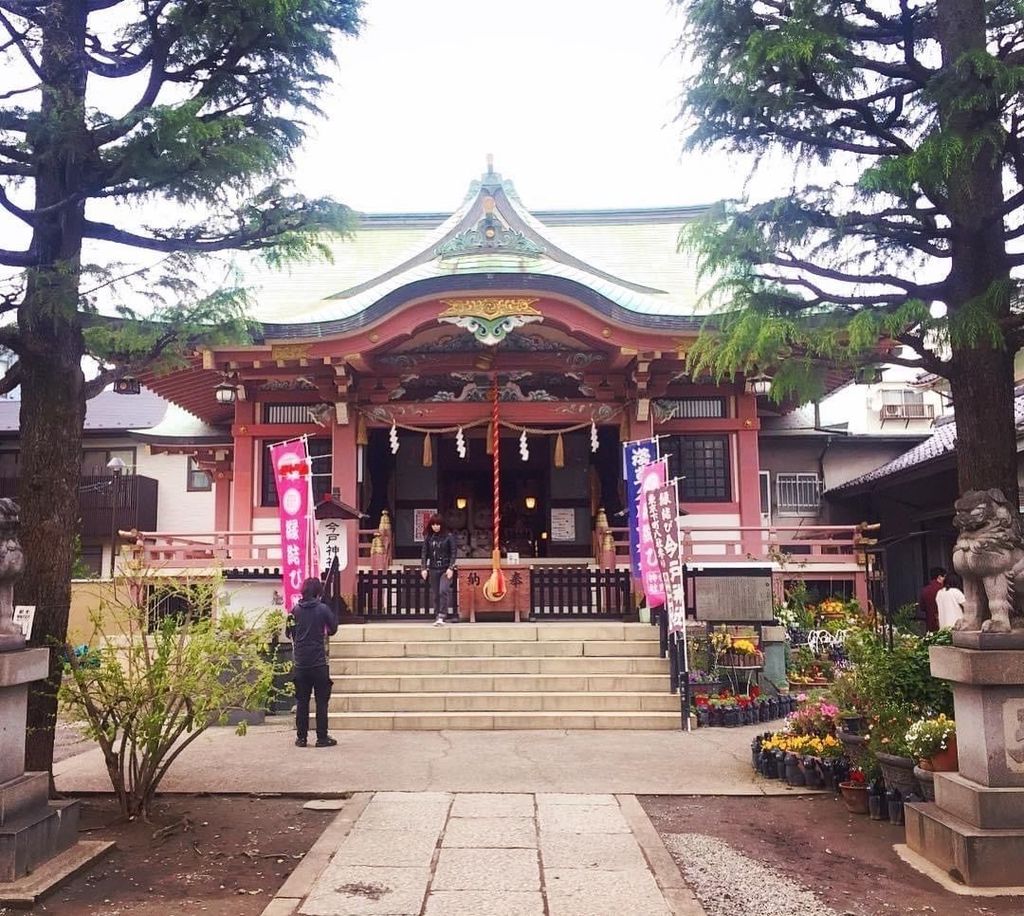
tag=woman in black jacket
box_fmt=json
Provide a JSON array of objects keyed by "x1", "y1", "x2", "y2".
[{"x1": 420, "y1": 513, "x2": 457, "y2": 626}]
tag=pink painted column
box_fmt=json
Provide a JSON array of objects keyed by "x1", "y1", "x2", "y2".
[
  {"x1": 213, "y1": 470, "x2": 232, "y2": 530},
  {"x1": 230, "y1": 400, "x2": 256, "y2": 533},
  {"x1": 735, "y1": 391, "x2": 763, "y2": 557},
  {"x1": 332, "y1": 416, "x2": 359, "y2": 602}
]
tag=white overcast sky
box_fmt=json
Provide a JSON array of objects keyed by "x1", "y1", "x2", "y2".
[{"x1": 291, "y1": 0, "x2": 738, "y2": 213}]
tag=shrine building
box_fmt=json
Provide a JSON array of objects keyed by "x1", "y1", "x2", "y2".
[{"x1": 132, "y1": 164, "x2": 869, "y2": 618}]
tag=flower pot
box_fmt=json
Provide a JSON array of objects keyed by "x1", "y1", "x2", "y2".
[
  {"x1": 913, "y1": 765, "x2": 936, "y2": 802},
  {"x1": 817, "y1": 758, "x2": 837, "y2": 792},
  {"x1": 839, "y1": 782, "x2": 869, "y2": 814},
  {"x1": 773, "y1": 749, "x2": 787, "y2": 779},
  {"x1": 723, "y1": 707, "x2": 739, "y2": 728},
  {"x1": 877, "y1": 752, "x2": 920, "y2": 798},
  {"x1": 887, "y1": 789, "x2": 904, "y2": 826},
  {"x1": 840, "y1": 714, "x2": 864, "y2": 736},
  {"x1": 868, "y1": 789, "x2": 886, "y2": 820},
  {"x1": 921, "y1": 735, "x2": 958, "y2": 773},
  {"x1": 785, "y1": 753, "x2": 806, "y2": 787},
  {"x1": 696, "y1": 707, "x2": 710, "y2": 728},
  {"x1": 801, "y1": 756, "x2": 823, "y2": 788},
  {"x1": 709, "y1": 707, "x2": 724, "y2": 727},
  {"x1": 760, "y1": 750, "x2": 778, "y2": 779}
]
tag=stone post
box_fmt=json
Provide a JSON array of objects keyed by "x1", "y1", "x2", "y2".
[
  {"x1": 904, "y1": 643, "x2": 1024, "y2": 886},
  {"x1": 759, "y1": 625, "x2": 788, "y2": 690}
]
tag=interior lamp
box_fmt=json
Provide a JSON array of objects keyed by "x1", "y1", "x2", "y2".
[
  {"x1": 524, "y1": 496, "x2": 537, "y2": 510},
  {"x1": 455, "y1": 496, "x2": 468, "y2": 510}
]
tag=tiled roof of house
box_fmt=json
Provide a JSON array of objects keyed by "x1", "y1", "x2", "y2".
[
  {"x1": 0, "y1": 387, "x2": 169, "y2": 434},
  {"x1": 827, "y1": 388, "x2": 1024, "y2": 494}
]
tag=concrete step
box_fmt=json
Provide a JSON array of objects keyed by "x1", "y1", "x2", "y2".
[
  {"x1": 333, "y1": 622, "x2": 658, "y2": 643},
  {"x1": 328, "y1": 655, "x2": 668, "y2": 676},
  {"x1": 320, "y1": 710, "x2": 681, "y2": 730},
  {"x1": 327, "y1": 691, "x2": 681, "y2": 713},
  {"x1": 330, "y1": 673, "x2": 669, "y2": 693},
  {"x1": 329, "y1": 639, "x2": 662, "y2": 659}
]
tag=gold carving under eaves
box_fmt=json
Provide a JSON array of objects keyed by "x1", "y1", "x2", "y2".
[
  {"x1": 437, "y1": 298, "x2": 543, "y2": 347},
  {"x1": 270, "y1": 343, "x2": 312, "y2": 362}
]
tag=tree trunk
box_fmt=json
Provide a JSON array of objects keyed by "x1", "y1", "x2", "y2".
[
  {"x1": 947, "y1": 346, "x2": 1019, "y2": 508},
  {"x1": 936, "y1": 0, "x2": 1019, "y2": 510},
  {"x1": 16, "y1": 0, "x2": 91, "y2": 776}
]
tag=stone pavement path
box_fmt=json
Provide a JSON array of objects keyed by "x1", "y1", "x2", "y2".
[{"x1": 266, "y1": 791, "x2": 704, "y2": 916}]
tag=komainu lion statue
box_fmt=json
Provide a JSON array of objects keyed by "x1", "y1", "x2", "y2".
[
  {"x1": 0, "y1": 497, "x2": 26, "y2": 651},
  {"x1": 952, "y1": 489, "x2": 1024, "y2": 633}
]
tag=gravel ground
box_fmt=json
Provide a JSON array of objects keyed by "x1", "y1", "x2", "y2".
[{"x1": 664, "y1": 833, "x2": 843, "y2": 916}]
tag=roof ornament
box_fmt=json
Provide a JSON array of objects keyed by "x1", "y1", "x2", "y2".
[
  {"x1": 435, "y1": 203, "x2": 545, "y2": 259},
  {"x1": 437, "y1": 297, "x2": 544, "y2": 347}
]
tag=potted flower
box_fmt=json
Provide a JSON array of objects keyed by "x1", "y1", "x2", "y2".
[
  {"x1": 840, "y1": 709, "x2": 865, "y2": 735},
  {"x1": 838, "y1": 767, "x2": 870, "y2": 814},
  {"x1": 905, "y1": 715, "x2": 958, "y2": 772}
]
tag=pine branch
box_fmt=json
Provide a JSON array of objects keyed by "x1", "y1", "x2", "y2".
[
  {"x1": 767, "y1": 253, "x2": 926, "y2": 294},
  {"x1": 0, "y1": 247, "x2": 32, "y2": 267},
  {"x1": 83, "y1": 219, "x2": 281, "y2": 254},
  {"x1": 0, "y1": 359, "x2": 21, "y2": 395},
  {"x1": 0, "y1": 9, "x2": 43, "y2": 80}
]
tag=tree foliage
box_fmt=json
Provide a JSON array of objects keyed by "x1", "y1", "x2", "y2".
[
  {"x1": 0, "y1": 0, "x2": 362, "y2": 774},
  {"x1": 60, "y1": 566, "x2": 290, "y2": 819},
  {"x1": 676, "y1": 0, "x2": 1024, "y2": 499}
]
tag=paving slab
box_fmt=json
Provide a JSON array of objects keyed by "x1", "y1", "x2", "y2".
[
  {"x1": 54, "y1": 723, "x2": 800, "y2": 796},
  {"x1": 299, "y1": 864, "x2": 431, "y2": 916},
  {"x1": 538, "y1": 802, "x2": 631, "y2": 834},
  {"x1": 449, "y1": 792, "x2": 534, "y2": 817},
  {"x1": 422, "y1": 890, "x2": 546, "y2": 916},
  {"x1": 539, "y1": 831, "x2": 648, "y2": 870},
  {"x1": 332, "y1": 828, "x2": 441, "y2": 867},
  {"x1": 544, "y1": 867, "x2": 673, "y2": 916},
  {"x1": 432, "y1": 847, "x2": 541, "y2": 891},
  {"x1": 441, "y1": 815, "x2": 537, "y2": 848}
]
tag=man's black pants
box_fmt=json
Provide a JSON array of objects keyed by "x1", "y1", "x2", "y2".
[{"x1": 294, "y1": 664, "x2": 332, "y2": 742}]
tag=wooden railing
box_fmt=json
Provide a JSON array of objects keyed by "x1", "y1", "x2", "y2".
[
  {"x1": 594, "y1": 523, "x2": 866, "y2": 569},
  {"x1": 356, "y1": 569, "x2": 458, "y2": 619},
  {"x1": 530, "y1": 567, "x2": 631, "y2": 619}
]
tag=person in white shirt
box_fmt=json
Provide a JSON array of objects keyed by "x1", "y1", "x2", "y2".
[{"x1": 936, "y1": 572, "x2": 966, "y2": 630}]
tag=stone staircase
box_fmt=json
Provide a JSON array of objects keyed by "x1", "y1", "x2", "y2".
[{"x1": 325, "y1": 621, "x2": 679, "y2": 729}]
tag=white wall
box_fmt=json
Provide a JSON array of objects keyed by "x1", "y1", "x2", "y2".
[
  {"x1": 137, "y1": 445, "x2": 215, "y2": 533},
  {"x1": 817, "y1": 370, "x2": 948, "y2": 435}
]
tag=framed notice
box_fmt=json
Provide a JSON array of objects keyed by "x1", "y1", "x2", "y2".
[
  {"x1": 413, "y1": 508, "x2": 434, "y2": 543},
  {"x1": 550, "y1": 508, "x2": 576, "y2": 542},
  {"x1": 13, "y1": 605, "x2": 35, "y2": 640}
]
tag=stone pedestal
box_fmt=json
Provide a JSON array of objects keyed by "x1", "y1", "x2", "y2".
[
  {"x1": 0, "y1": 648, "x2": 79, "y2": 883},
  {"x1": 760, "y1": 625, "x2": 787, "y2": 689},
  {"x1": 904, "y1": 645, "x2": 1024, "y2": 887}
]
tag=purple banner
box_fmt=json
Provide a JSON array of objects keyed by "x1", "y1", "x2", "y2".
[
  {"x1": 646, "y1": 481, "x2": 686, "y2": 633},
  {"x1": 622, "y1": 438, "x2": 658, "y2": 580}
]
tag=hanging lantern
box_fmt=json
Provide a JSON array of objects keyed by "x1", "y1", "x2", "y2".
[
  {"x1": 422, "y1": 433, "x2": 433, "y2": 467},
  {"x1": 519, "y1": 429, "x2": 529, "y2": 461},
  {"x1": 355, "y1": 414, "x2": 368, "y2": 446},
  {"x1": 389, "y1": 422, "x2": 399, "y2": 454},
  {"x1": 590, "y1": 419, "x2": 599, "y2": 453},
  {"x1": 486, "y1": 421, "x2": 494, "y2": 456},
  {"x1": 456, "y1": 426, "x2": 467, "y2": 459},
  {"x1": 554, "y1": 432, "x2": 565, "y2": 468}
]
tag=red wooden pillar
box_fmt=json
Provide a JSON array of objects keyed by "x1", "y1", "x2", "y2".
[
  {"x1": 735, "y1": 391, "x2": 763, "y2": 557},
  {"x1": 230, "y1": 400, "x2": 256, "y2": 533},
  {"x1": 213, "y1": 469, "x2": 232, "y2": 530},
  {"x1": 332, "y1": 415, "x2": 359, "y2": 601}
]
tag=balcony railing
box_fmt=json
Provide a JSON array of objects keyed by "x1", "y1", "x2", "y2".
[
  {"x1": 0, "y1": 473, "x2": 158, "y2": 538},
  {"x1": 595, "y1": 523, "x2": 866, "y2": 568},
  {"x1": 879, "y1": 402, "x2": 935, "y2": 421}
]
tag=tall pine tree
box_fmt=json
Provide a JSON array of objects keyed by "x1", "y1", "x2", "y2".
[
  {"x1": 677, "y1": 0, "x2": 1024, "y2": 506},
  {"x1": 0, "y1": 0, "x2": 362, "y2": 774}
]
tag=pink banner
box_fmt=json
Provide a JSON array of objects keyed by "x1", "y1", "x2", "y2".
[
  {"x1": 638, "y1": 458, "x2": 668, "y2": 605},
  {"x1": 270, "y1": 438, "x2": 318, "y2": 612}
]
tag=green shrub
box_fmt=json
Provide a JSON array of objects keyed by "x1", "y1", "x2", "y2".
[{"x1": 59, "y1": 565, "x2": 291, "y2": 819}]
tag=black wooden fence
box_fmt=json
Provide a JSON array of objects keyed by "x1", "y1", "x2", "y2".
[
  {"x1": 529, "y1": 567, "x2": 631, "y2": 619},
  {"x1": 356, "y1": 569, "x2": 459, "y2": 619}
]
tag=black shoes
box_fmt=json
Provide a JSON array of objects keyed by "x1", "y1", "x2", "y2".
[
  {"x1": 295, "y1": 736, "x2": 307, "y2": 747},
  {"x1": 315, "y1": 736, "x2": 338, "y2": 748}
]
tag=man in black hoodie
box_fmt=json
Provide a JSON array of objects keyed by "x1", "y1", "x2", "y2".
[{"x1": 291, "y1": 577, "x2": 338, "y2": 748}]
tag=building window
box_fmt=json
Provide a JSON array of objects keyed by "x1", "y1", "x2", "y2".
[
  {"x1": 652, "y1": 397, "x2": 728, "y2": 421},
  {"x1": 775, "y1": 473, "x2": 823, "y2": 516},
  {"x1": 663, "y1": 435, "x2": 732, "y2": 502},
  {"x1": 81, "y1": 447, "x2": 136, "y2": 476},
  {"x1": 187, "y1": 457, "x2": 212, "y2": 492},
  {"x1": 262, "y1": 403, "x2": 320, "y2": 424},
  {"x1": 260, "y1": 438, "x2": 331, "y2": 507}
]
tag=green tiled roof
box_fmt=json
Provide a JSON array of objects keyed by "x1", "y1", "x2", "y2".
[{"x1": 242, "y1": 172, "x2": 712, "y2": 330}]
